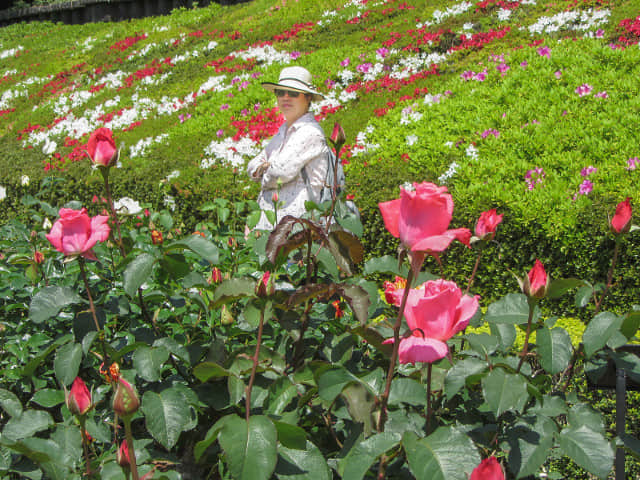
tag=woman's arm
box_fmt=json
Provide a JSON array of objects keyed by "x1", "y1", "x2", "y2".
[
  {"x1": 262, "y1": 128, "x2": 327, "y2": 189},
  {"x1": 246, "y1": 149, "x2": 268, "y2": 182}
]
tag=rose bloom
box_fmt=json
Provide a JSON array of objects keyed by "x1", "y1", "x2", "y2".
[
  {"x1": 470, "y1": 457, "x2": 504, "y2": 480},
  {"x1": 46, "y1": 208, "x2": 110, "y2": 260},
  {"x1": 66, "y1": 377, "x2": 92, "y2": 416},
  {"x1": 384, "y1": 279, "x2": 479, "y2": 364},
  {"x1": 379, "y1": 182, "x2": 471, "y2": 270},
  {"x1": 87, "y1": 127, "x2": 118, "y2": 167},
  {"x1": 611, "y1": 197, "x2": 632, "y2": 234},
  {"x1": 475, "y1": 209, "x2": 503, "y2": 240}
]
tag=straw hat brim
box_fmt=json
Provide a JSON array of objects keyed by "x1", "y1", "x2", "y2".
[{"x1": 262, "y1": 81, "x2": 324, "y2": 102}]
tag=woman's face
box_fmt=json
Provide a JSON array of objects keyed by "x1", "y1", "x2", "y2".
[{"x1": 276, "y1": 89, "x2": 310, "y2": 126}]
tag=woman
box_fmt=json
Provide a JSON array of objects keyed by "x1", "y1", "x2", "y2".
[{"x1": 247, "y1": 66, "x2": 329, "y2": 231}]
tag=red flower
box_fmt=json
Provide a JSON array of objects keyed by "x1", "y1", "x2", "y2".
[
  {"x1": 383, "y1": 276, "x2": 407, "y2": 306},
  {"x1": 379, "y1": 182, "x2": 471, "y2": 270},
  {"x1": 46, "y1": 208, "x2": 110, "y2": 260},
  {"x1": 611, "y1": 197, "x2": 632, "y2": 234},
  {"x1": 475, "y1": 209, "x2": 503, "y2": 241},
  {"x1": 523, "y1": 259, "x2": 548, "y2": 299},
  {"x1": 66, "y1": 377, "x2": 92, "y2": 416},
  {"x1": 87, "y1": 127, "x2": 118, "y2": 167},
  {"x1": 209, "y1": 267, "x2": 223, "y2": 284},
  {"x1": 470, "y1": 457, "x2": 505, "y2": 480},
  {"x1": 332, "y1": 300, "x2": 344, "y2": 319}
]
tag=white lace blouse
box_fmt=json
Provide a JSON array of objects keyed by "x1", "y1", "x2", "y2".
[{"x1": 247, "y1": 112, "x2": 329, "y2": 230}]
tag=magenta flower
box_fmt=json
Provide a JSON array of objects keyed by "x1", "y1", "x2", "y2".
[
  {"x1": 340, "y1": 57, "x2": 350, "y2": 67},
  {"x1": 554, "y1": 70, "x2": 562, "y2": 79},
  {"x1": 357, "y1": 62, "x2": 372, "y2": 74},
  {"x1": 537, "y1": 46, "x2": 551, "y2": 58},
  {"x1": 481, "y1": 128, "x2": 500, "y2": 139},
  {"x1": 575, "y1": 84, "x2": 593, "y2": 97},
  {"x1": 496, "y1": 63, "x2": 510, "y2": 74},
  {"x1": 220, "y1": 103, "x2": 229, "y2": 110},
  {"x1": 376, "y1": 47, "x2": 389, "y2": 58},
  {"x1": 290, "y1": 51, "x2": 301, "y2": 59},
  {"x1": 595, "y1": 29, "x2": 605, "y2": 38},
  {"x1": 520, "y1": 61, "x2": 528, "y2": 68},
  {"x1": 595, "y1": 91, "x2": 608, "y2": 99},
  {"x1": 461, "y1": 70, "x2": 474, "y2": 81},
  {"x1": 581, "y1": 166, "x2": 597, "y2": 177},
  {"x1": 525, "y1": 167, "x2": 546, "y2": 190},
  {"x1": 626, "y1": 157, "x2": 638, "y2": 171},
  {"x1": 578, "y1": 179, "x2": 594, "y2": 195},
  {"x1": 216, "y1": 129, "x2": 224, "y2": 137},
  {"x1": 474, "y1": 70, "x2": 487, "y2": 81}
]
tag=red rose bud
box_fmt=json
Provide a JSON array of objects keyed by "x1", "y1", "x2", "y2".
[
  {"x1": 255, "y1": 271, "x2": 275, "y2": 297},
  {"x1": 112, "y1": 377, "x2": 140, "y2": 418},
  {"x1": 87, "y1": 127, "x2": 118, "y2": 167},
  {"x1": 611, "y1": 197, "x2": 632, "y2": 234},
  {"x1": 523, "y1": 259, "x2": 549, "y2": 299},
  {"x1": 117, "y1": 440, "x2": 131, "y2": 469},
  {"x1": 475, "y1": 209, "x2": 503, "y2": 241},
  {"x1": 151, "y1": 230, "x2": 163, "y2": 245},
  {"x1": 34, "y1": 251, "x2": 45, "y2": 264},
  {"x1": 470, "y1": 457, "x2": 505, "y2": 480},
  {"x1": 330, "y1": 122, "x2": 346, "y2": 148},
  {"x1": 66, "y1": 377, "x2": 92, "y2": 416},
  {"x1": 209, "y1": 267, "x2": 223, "y2": 284}
]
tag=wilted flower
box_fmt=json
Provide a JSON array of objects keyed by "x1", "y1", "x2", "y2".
[
  {"x1": 100, "y1": 362, "x2": 120, "y2": 384},
  {"x1": 33, "y1": 251, "x2": 45, "y2": 264},
  {"x1": 332, "y1": 300, "x2": 344, "y2": 319},
  {"x1": 151, "y1": 230, "x2": 163, "y2": 245}
]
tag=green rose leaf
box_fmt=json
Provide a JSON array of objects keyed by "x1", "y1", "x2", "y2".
[
  {"x1": 273, "y1": 421, "x2": 307, "y2": 451},
  {"x1": 218, "y1": 415, "x2": 278, "y2": 480},
  {"x1": 276, "y1": 440, "x2": 332, "y2": 480},
  {"x1": 558, "y1": 426, "x2": 614, "y2": 479},
  {"x1": 141, "y1": 387, "x2": 196, "y2": 450},
  {"x1": 547, "y1": 278, "x2": 585, "y2": 299},
  {"x1": 506, "y1": 416, "x2": 558, "y2": 478},
  {"x1": 29, "y1": 286, "x2": 84, "y2": 324},
  {"x1": 337, "y1": 432, "x2": 401, "y2": 480},
  {"x1": 363, "y1": 255, "x2": 407, "y2": 277},
  {"x1": 537, "y1": 327, "x2": 573, "y2": 374},
  {"x1": 166, "y1": 235, "x2": 219, "y2": 264},
  {"x1": 403, "y1": 427, "x2": 481, "y2": 480},
  {"x1": 133, "y1": 345, "x2": 170, "y2": 382},
  {"x1": 212, "y1": 277, "x2": 257, "y2": 306},
  {"x1": 444, "y1": 357, "x2": 488, "y2": 399},
  {"x1": 193, "y1": 362, "x2": 231, "y2": 382},
  {"x1": 54, "y1": 342, "x2": 82, "y2": 387},
  {"x1": 31, "y1": 389, "x2": 65, "y2": 408},
  {"x1": 582, "y1": 312, "x2": 623, "y2": 358},
  {"x1": 0, "y1": 388, "x2": 23, "y2": 418},
  {"x1": 2, "y1": 409, "x2": 54, "y2": 442},
  {"x1": 482, "y1": 368, "x2": 528, "y2": 418},
  {"x1": 485, "y1": 293, "x2": 532, "y2": 325},
  {"x1": 123, "y1": 253, "x2": 156, "y2": 298}
]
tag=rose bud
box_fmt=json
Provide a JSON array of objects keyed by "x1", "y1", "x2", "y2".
[
  {"x1": 66, "y1": 377, "x2": 92, "y2": 416},
  {"x1": 87, "y1": 127, "x2": 118, "y2": 167},
  {"x1": 611, "y1": 197, "x2": 632, "y2": 234},
  {"x1": 475, "y1": 209, "x2": 503, "y2": 241},
  {"x1": 522, "y1": 259, "x2": 549, "y2": 299},
  {"x1": 34, "y1": 251, "x2": 45, "y2": 264},
  {"x1": 112, "y1": 377, "x2": 140, "y2": 418},
  {"x1": 117, "y1": 440, "x2": 130, "y2": 468},
  {"x1": 330, "y1": 122, "x2": 346, "y2": 148},
  {"x1": 255, "y1": 271, "x2": 275, "y2": 297},
  {"x1": 272, "y1": 192, "x2": 279, "y2": 203},
  {"x1": 470, "y1": 457, "x2": 505, "y2": 480},
  {"x1": 209, "y1": 267, "x2": 223, "y2": 285}
]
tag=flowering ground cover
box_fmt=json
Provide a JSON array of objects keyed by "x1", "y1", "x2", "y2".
[{"x1": 1, "y1": 0, "x2": 640, "y2": 479}]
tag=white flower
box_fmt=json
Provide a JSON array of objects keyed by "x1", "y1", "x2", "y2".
[
  {"x1": 20, "y1": 175, "x2": 29, "y2": 186},
  {"x1": 0, "y1": 185, "x2": 6, "y2": 202},
  {"x1": 43, "y1": 218, "x2": 52, "y2": 230},
  {"x1": 114, "y1": 197, "x2": 142, "y2": 215},
  {"x1": 438, "y1": 162, "x2": 459, "y2": 184},
  {"x1": 406, "y1": 134, "x2": 419, "y2": 146}
]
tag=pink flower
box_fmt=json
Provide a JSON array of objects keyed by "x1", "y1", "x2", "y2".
[
  {"x1": 376, "y1": 47, "x2": 389, "y2": 58},
  {"x1": 496, "y1": 63, "x2": 510, "y2": 74},
  {"x1": 357, "y1": 62, "x2": 372, "y2": 74},
  {"x1": 523, "y1": 259, "x2": 548, "y2": 299},
  {"x1": 66, "y1": 377, "x2": 92, "y2": 416},
  {"x1": 290, "y1": 51, "x2": 301, "y2": 59},
  {"x1": 474, "y1": 69, "x2": 487, "y2": 81},
  {"x1": 46, "y1": 208, "x2": 110, "y2": 260},
  {"x1": 384, "y1": 280, "x2": 479, "y2": 363},
  {"x1": 537, "y1": 46, "x2": 551, "y2": 58},
  {"x1": 470, "y1": 457, "x2": 505, "y2": 480},
  {"x1": 611, "y1": 197, "x2": 632, "y2": 234},
  {"x1": 460, "y1": 70, "x2": 474, "y2": 81},
  {"x1": 379, "y1": 182, "x2": 471, "y2": 269},
  {"x1": 330, "y1": 122, "x2": 346, "y2": 146},
  {"x1": 554, "y1": 70, "x2": 562, "y2": 79},
  {"x1": 581, "y1": 166, "x2": 597, "y2": 177},
  {"x1": 475, "y1": 209, "x2": 503, "y2": 240},
  {"x1": 626, "y1": 157, "x2": 638, "y2": 171},
  {"x1": 340, "y1": 57, "x2": 350, "y2": 67},
  {"x1": 575, "y1": 83, "x2": 593, "y2": 97},
  {"x1": 520, "y1": 60, "x2": 528, "y2": 68},
  {"x1": 481, "y1": 128, "x2": 499, "y2": 139},
  {"x1": 595, "y1": 29, "x2": 605, "y2": 38},
  {"x1": 578, "y1": 179, "x2": 593, "y2": 196},
  {"x1": 87, "y1": 127, "x2": 117, "y2": 167},
  {"x1": 595, "y1": 91, "x2": 608, "y2": 99}
]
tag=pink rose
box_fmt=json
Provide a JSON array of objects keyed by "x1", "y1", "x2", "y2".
[
  {"x1": 385, "y1": 279, "x2": 479, "y2": 363},
  {"x1": 87, "y1": 127, "x2": 118, "y2": 167},
  {"x1": 379, "y1": 182, "x2": 471, "y2": 269},
  {"x1": 524, "y1": 259, "x2": 548, "y2": 299},
  {"x1": 66, "y1": 377, "x2": 92, "y2": 416},
  {"x1": 46, "y1": 208, "x2": 110, "y2": 260},
  {"x1": 470, "y1": 457, "x2": 505, "y2": 480},
  {"x1": 475, "y1": 209, "x2": 503, "y2": 240},
  {"x1": 611, "y1": 197, "x2": 632, "y2": 234}
]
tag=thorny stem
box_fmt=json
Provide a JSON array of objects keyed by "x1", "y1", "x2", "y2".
[
  {"x1": 102, "y1": 171, "x2": 126, "y2": 258},
  {"x1": 594, "y1": 241, "x2": 620, "y2": 315},
  {"x1": 79, "y1": 416, "x2": 91, "y2": 476},
  {"x1": 377, "y1": 268, "x2": 415, "y2": 433},
  {"x1": 246, "y1": 308, "x2": 265, "y2": 422},
  {"x1": 517, "y1": 304, "x2": 536, "y2": 373},
  {"x1": 123, "y1": 418, "x2": 140, "y2": 480},
  {"x1": 78, "y1": 257, "x2": 102, "y2": 334},
  {"x1": 464, "y1": 248, "x2": 483, "y2": 295}
]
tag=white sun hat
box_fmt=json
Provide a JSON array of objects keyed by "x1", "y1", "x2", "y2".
[{"x1": 261, "y1": 66, "x2": 324, "y2": 101}]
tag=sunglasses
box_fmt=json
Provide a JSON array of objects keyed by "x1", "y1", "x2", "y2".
[{"x1": 274, "y1": 89, "x2": 301, "y2": 98}]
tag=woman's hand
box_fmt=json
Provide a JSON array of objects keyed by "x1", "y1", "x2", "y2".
[{"x1": 254, "y1": 162, "x2": 270, "y2": 178}]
